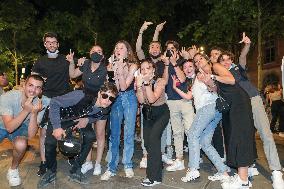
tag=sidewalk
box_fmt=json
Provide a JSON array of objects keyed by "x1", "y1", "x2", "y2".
[{"x1": 0, "y1": 133, "x2": 283, "y2": 189}]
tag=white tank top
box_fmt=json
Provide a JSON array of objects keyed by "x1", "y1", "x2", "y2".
[{"x1": 192, "y1": 78, "x2": 218, "y2": 110}]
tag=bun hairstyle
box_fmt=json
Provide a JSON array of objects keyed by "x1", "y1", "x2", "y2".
[{"x1": 217, "y1": 51, "x2": 235, "y2": 63}]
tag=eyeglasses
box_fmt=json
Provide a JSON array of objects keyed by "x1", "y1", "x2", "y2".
[
  {"x1": 45, "y1": 41, "x2": 58, "y2": 46},
  {"x1": 101, "y1": 93, "x2": 115, "y2": 102}
]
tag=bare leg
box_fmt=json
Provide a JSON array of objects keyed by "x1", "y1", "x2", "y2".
[
  {"x1": 11, "y1": 137, "x2": 27, "y2": 169},
  {"x1": 39, "y1": 128, "x2": 46, "y2": 162},
  {"x1": 95, "y1": 119, "x2": 107, "y2": 164},
  {"x1": 238, "y1": 166, "x2": 249, "y2": 181}
]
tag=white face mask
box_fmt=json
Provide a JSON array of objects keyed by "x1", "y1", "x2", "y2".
[{"x1": 47, "y1": 50, "x2": 59, "y2": 58}]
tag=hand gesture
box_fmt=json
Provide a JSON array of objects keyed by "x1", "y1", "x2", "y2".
[
  {"x1": 181, "y1": 47, "x2": 190, "y2": 59},
  {"x1": 239, "y1": 32, "x2": 251, "y2": 44},
  {"x1": 140, "y1": 21, "x2": 153, "y2": 33},
  {"x1": 52, "y1": 128, "x2": 66, "y2": 140},
  {"x1": 135, "y1": 71, "x2": 143, "y2": 88},
  {"x1": 31, "y1": 99, "x2": 43, "y2": 114},
  {"x1": 77, "y1": 57, "x2": 86, "y2": 66},
  {"x1": 155, "y1": 21, "x2": 166, "y2": 32},
  {"x1": 143, "y1": 71, "x2": 154, "y2": 83},
  {"x1": 161, "y1": 54, "x2": 170, "y2": 65},
  {"x1": 169, "y1": 50, "x2": 178, "y2": 66},
  {"x1": 188, "y1": 45, "x2": 199, "y2": 59},
  {"x1": 22, "y1": 97, "x2": 34, "y2": 113},
  {"x1": 66, "y1": 49, "x2": 74, "y2": 63},
  {"x1": 73, "y1": 118, "x2": 89, "y2": 130},
  {"x1": 198, "y1": 68, "x2": 211, "y2": 84}
]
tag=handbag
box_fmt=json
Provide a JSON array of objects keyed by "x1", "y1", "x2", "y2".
[{"x1": 215, "y1": 85, "x2": 230, "y2": 113}]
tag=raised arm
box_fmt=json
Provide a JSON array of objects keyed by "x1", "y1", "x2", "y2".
[
  {"x1": 144, "y1": 78, "x2": 166, "y2": 104},
  {"x1": 172, "y1": 75, "x2": 193, "y2": 100},
  {"x1": 238, "y1": 32, "x2": 251, "y2": 69},
  {"x1": 66, "y1": 51, "x2": 83, "y2": 78},
  {"x1": 136, "y1": 21, "x2": 153, "y2": 60},
  {"x1": 152, "y1": 21, "x2": 166, "y2": 41}
]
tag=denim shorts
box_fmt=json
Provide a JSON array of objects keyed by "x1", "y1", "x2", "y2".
[{"x1": 0, "y1": 123, "x2": 28, "y2": 142}]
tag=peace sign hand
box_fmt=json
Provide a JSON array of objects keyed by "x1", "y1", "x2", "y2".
[{"x1": 66, "y1": 49, "x2": 75, "y2": 63}]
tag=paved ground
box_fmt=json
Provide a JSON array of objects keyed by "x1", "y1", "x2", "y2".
[{"x1": 0, "y1": 133, "x2": 283, "y2": 189}]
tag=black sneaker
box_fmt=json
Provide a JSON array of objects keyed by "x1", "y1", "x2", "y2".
[
  {"x1": 68, "y1": 169, "x2": 89, "y2": 185},
  {"x1": 37, "y1": 170, "x2": 56, "y2": 188},
  {"x1": 141, "y1": 180, "x2": 161, "y2": 187},
  {"x1": 37, "y1": 161, "x2": 47, "y2": 177}
]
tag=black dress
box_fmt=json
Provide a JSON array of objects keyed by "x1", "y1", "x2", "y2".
[{"x1": 218, "y1": 81, "x2": 257, "y2": 168}]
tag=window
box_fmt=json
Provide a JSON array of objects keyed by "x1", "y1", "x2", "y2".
[{"x1": 264, "y1": 40, "x2": 276, "y2": 64}]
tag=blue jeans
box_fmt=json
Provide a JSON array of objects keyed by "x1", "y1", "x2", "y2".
[
  {"x1": 0, "y1": 123, "x2": 28, "y2": 142},
  {"x1": 108, "y1": 90, "x2": 138, "y2": 173},
  {"x1": 187, "y1": 103, "x2": 229, "y2": 173}
]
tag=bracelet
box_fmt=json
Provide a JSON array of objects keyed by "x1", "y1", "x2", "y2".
[
  {"x1": 165, "y1": 65, "x2": 169, "y2": 67},
  {"x1": 144, "y1": 83, "x2": 150, "y2": 86}
]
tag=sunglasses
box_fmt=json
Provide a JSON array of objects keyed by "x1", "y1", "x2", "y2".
[{"x1": 101, "y1": 93, "x2": 115, "y2": 102}]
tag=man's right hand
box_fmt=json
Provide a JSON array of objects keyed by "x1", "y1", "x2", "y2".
[
  {"x1": 140, "y1": 21, "x2": 153, "y2": 33},
  {"x1": 52, "y1": 128, "x2": 66, "y2": 140}
]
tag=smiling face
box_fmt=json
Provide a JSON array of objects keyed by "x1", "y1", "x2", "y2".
[
  {"x1": 210, "y1": 49, "x2": 221, "y2": 63},
  {"x1": 140, "y1": 61, "x2": 155, "y2": 76},
  {"x1": 149, "y1": 42, "x2": 161, "y2": 57},
  {"x1": 193, "y1": 54, "x2": 209, "y2": 70},
  {"x1": 183, "y1": 61, "x2": 196, "y2": 77},
  {"x1": 44, "y1": 37, "x2": 59, "y2": 53},
  {"x1": 114, "y1": 42, "x2": 128, "y2": 59},
  {"x1": 23, "y1": 77, "x2": 43, "y2": 98},
  {"x1": 98, "y1": 90, "x2": 116, "y2": 108},
  {"x1": 219, "y1": 54, "x2": 233, "y2": 69}
]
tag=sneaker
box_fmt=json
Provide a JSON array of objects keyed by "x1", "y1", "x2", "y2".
[
  {"x1": 93, "y1": 164, "x2": 102, "y2": 175},
  {"x1": 279, "y1": 132, "x2": 284, "y2": 138},
  {"x1": 272, "y1": 170, "x2": 284, "y2": 189},
  {"x1": 248, "y1": 166, "x2": 259, "y2": 177},
  {"x1": 7, "y1": 168, "x2": 21, "y2": 186},
  {"x1": 125, "y1": 168, "x2": 134, "y2": 178},
  {"x1": 37, "y1": 161, "x2": 47, "y2": 177},
  {"x1": 81, "y1": 161, "x2": 93, "y2": 174},
  {"x1": 37, "y1": 170, "x2": 56, "y2": 188},
  {"x1": 141, "y1": 180, "x2": 161, "y2": 187},
  {"x1": 166, "y1": 159, "x2": 185, "y2": 172},
  {"x1": 100, "y1": 170, "x2": 115, "y2": 181},
  {"x1": 68, "y1": 169, "x2": 89, "y2": 184},
  {"x1": 142, "y1": 178, "x2": 150, "y2": 182},
  {"x1": 139, "y1": 157, "x2": 147, "y2": 168},
  {"x1": 181, "y1": 169, "x2": 200, "y2": 182},
  {"x1": 208, "y1": 172, "x2": 230, "y2": 181},
  {"x1": 162, "y1": 154, "x2": 173, "y2": 165},
  {"x1": 221, "y1": 174, "x2": 251, "y2": 189}
]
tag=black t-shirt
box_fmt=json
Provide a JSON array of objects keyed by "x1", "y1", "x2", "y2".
[
  {"x1": 79, "y1": 60, "x2": 107, "y2": 97},
  {"x1": 32, "y1": 54, "x2": 71, "y2": 98}
]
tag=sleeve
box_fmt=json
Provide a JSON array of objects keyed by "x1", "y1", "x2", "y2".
[{"x1": 0, "y1": 94, "x2": 13, "y2": 116}]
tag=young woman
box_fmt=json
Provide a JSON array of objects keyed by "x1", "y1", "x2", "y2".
[
  {"x1": 66, "y1": 45, "x2": 107, "y2": 175},
  {"x1": 136, "y1": 59, "x2": 170, "y2": 187},
  {"x1": 101, "y1": 40, "x2": 139, "y2": 180}
]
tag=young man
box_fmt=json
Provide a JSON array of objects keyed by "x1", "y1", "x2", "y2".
[
  {"x1": 32, "y1": 32, "x2": 71, "y2": 176},
  {"x1": 0, "y1": 75, "x2": 50, "y2": 187},
  {"x1": 218, "y1": 33, "x2": 284, "y2": 189},
  {"x1": 37, "y1": 82, "x2": 118, "y2": 187}
]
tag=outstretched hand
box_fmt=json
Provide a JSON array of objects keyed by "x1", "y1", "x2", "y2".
[
  {"x1": 239, "y1": 32, "x2": 251, "y2": 44},
  {"x1": 155, "y1": 21, "x2": 166, "y2": 32},
  {"x1": 140, "y1": 21, "x2": 153, "y2": 33}
]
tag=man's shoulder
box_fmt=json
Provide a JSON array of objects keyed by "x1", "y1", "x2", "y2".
[{"x1": 0, "y1": 90, "x2": 21, "y2": 100}]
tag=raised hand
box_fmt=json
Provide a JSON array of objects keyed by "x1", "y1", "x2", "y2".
[
  {"x1": 77, "y1": 57, "x2": 86, "y2": 66},
  {"x1": 140, "y1": 21, "x2": 153, "y2": 33},
  {"x1": 239, "y1": 32, "x2": 251, "y2": 44},
  {"x1": 161, "y1": 54, "x2": 170, "y2": 65},
  {"x1": 31, "y1": 99, "x2": 43, "y2": 114},
  {"x1": 155, "y1": 21, "x2": 166, "y2": 32},
  {"x1": 135, "y1": 72, "x2": 143, "y2": 88},
  {"x1": 22, "y1": 96, "x2": 34, "y2": 113},
  {"x1": 181, "y1": 47, "x2": 190, "y2": 59},
  {"x1": 66, "y1": 49, "x2": 75, "y2": 63}
]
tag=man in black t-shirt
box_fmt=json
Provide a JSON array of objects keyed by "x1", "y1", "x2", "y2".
[{"x1": 32, "y1": 32, "x2": 71, "y2": 177}]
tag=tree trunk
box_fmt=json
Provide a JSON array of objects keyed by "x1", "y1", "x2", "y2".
[
  {"x1": 257, "y1": 0, "x2": 263, "y2": 91},
  {"x1": 13, "y1": 31, "x2": 18, "y2": 86}
]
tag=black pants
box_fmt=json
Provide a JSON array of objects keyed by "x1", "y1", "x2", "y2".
[
  {"x1": 143, "y1": 104, "x2": 170, "y2": 182},
  {"x1": 212, "y1": 122, "x2": 225, "y2": 158},
  {"x1": 45, "y1": 123, "x2": 96, "y2": 173},
  {"x1": 279, "y1": 104, "x2": 284, "y2": 132},
  {"x1": 270, "y1": 100, "x2": 284, "y2": 132}
]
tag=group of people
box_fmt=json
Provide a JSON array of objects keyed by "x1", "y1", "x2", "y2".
[{"x1": 0, "y1": 21, "x2": 283, "y2": 189}]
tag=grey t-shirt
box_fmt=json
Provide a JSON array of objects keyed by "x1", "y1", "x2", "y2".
[{"x1": 0, "y1": 90, "x2": 50, "y2": 129}]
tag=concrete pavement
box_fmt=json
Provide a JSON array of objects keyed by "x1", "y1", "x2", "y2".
[{"x1": 0, "y1": 133, "x2": 283, "y2": 189}]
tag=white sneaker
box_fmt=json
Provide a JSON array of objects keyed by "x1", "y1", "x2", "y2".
[
  {"x1": 100, "y1": 170, "x2": 115, "y2": 181},
  {"x1": 208, "y1": 172, "x2": 230, "y2": 181},
  {"x1": 221, "y1": 174, "x2": 251, "y2": 189},
  {"x1": 7, "y1": 168, "x2": 21, "y2": 186},
  {"x1": 81, "y1": 161, "x2": 93, "y2": 174},
  {"x1": 93, "y1": 164, "x2": 102, "y2": 175},
  {"x1": 162, "y1": 154, "x2": 173, "y2": 165},
  {"x1": 248, "y1": 166, "x2": 259, "y2": 177},
  {"x1": 141, "y1": 180, "x2": 161, "y2": 187},
  {"x1": 272, "y1": 170, "x2": 284, "y2": 189},
  {"x1": 166, "y1": 159, "x2": 185, "y2": 172},
  {"x1": 139, "y1": 157, "x2": 147, "y2": 168},
  {"x1": 125, "y1": 168, "x2": 134, "y2": 178},
  {"x1": 181, "y1": 169, "x2": 200, "y2": 182}
]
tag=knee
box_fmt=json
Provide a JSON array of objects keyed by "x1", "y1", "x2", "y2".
[{"x1": 14, "y1": 137, "x2": 27, "y2": 152}]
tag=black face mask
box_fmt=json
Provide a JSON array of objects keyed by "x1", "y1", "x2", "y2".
[
  {"x1": 150, "y1": 53, "x2": 161, "y2": 59},
  {"x1": 90, "y1": 52, "x2": 104, "y2": 63}
]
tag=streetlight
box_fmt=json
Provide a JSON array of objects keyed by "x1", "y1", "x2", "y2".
[
  {"x1": 21, "y1": 68, "x2": 25, "y2": 79},
  {"x1": 200, "y1": 46, "x2": 205, "y2": 54}
]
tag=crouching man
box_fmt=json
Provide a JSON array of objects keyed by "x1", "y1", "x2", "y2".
[
  {"x1": 38, "y1": 82, "x2": 118, "y2": 188},
  {"x1": 0, "y1": 75, "x2": 49, "y2": 186}
]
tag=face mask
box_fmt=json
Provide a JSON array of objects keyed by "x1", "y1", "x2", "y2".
[
  {"x1": 90, "y1": 52, "x2": 104, "y2": 63},
  {"x1": 47, "y1": 50, "x2": 59, "y2": 58},
  {"x1": 150, "y1": 53, "x2": 161, "y2": 59}
]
